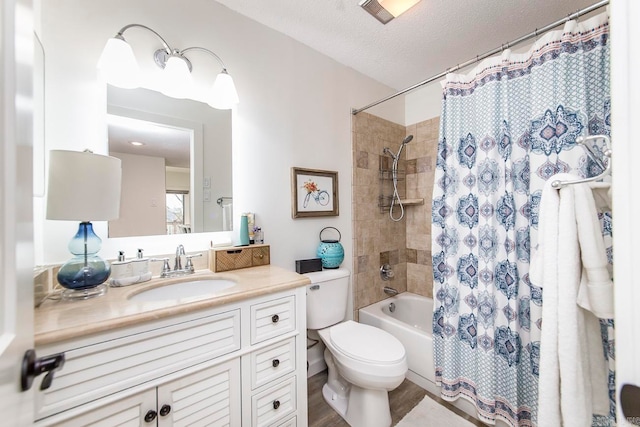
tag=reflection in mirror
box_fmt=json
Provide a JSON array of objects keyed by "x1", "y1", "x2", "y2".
[{"x1": 106, "y1": 86, "x2": 232, "y2": 238}]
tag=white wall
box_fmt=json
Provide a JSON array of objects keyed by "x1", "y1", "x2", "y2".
[
  {"x1": 36, "y1": 0, "x2": 404, "y2": 271},
  {"x1": 405, "y1": 80, "x2": 442, "y2": 125}
]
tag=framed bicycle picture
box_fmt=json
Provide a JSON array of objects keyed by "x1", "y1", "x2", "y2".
[{"x1": 291, "y1": 167, "x2": 339, "y2": 218}]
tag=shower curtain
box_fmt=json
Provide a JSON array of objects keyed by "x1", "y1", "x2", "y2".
[{"x1": 431, "y1": 12, "x2": 612, "y2": 427}]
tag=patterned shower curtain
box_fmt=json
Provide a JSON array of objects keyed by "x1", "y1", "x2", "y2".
[{"x1": 431, "y1": 12, "x2": 612, "y2": 427}]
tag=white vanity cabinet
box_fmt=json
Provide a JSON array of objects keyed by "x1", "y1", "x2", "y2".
[{"x1": 33, "y1": 287, "x2": 307, "y2": 427}]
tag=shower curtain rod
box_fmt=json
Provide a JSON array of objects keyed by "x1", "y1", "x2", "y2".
[{"x1": 351, "y1": 0, "x2": 609, "y2": 115}]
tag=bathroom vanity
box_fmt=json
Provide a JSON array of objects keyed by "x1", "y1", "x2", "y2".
[{"x1": 33, "y1": 265, "x2": 310, "y2": 427}]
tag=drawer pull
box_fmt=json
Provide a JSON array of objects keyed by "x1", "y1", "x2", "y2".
[
  {"x1": 272, "y1": 314, "x2": 279, "y2": 323},
  {"x1": 159, "y1": 404, "x2": 171, "y2": 417},
  {"x1": 272, "y1": 358, "x2": 280, "y2": 368},
  {"x1": 144, "y1": 410, "x2": 157, "y2": 423},
  {"x1": 273, "y1": 400, "x2": 281, "y2": 410}
]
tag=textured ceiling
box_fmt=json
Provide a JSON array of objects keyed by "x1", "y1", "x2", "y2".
[{"x1": 212, "y1": 0, "x2": 600, "y2": 90}]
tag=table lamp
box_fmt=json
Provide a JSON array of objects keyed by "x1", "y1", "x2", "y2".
[{"x1": 46, "y1": 150, "x2": 122, "y2": 300}]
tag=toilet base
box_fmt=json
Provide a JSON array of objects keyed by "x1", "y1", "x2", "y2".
[{"x1": 322, "y1": 382, "x2": 392, "y2": 427}]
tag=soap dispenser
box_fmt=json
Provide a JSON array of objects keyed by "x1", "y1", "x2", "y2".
[
  {"x1": 132, "y1": 249, "x2": 149, "y2": 276},
  {"x1": 110, "y1": 251, "x2": 132, "y2": 284}
]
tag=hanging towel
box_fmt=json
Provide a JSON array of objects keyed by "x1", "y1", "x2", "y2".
[
  {"x1": 222, "y1": 202, "x2": 233, "y2": 231},
  {"x1": 530, "y1": 174, "x2": 610, "y2": 427}
]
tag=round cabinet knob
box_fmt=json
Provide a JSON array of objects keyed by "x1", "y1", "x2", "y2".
[
  {"x1": 272, "y1": 359, "x2": 280, "y2": 368},
  {"x1": 159, "y1": 404, "x2": 172, "y2": 417},
  {"x1": 271, "y1": 314, "x2": 279, "y2": 323},
  {"x1": 273, "y1": 400, "x2": 281, "y2": 410},
  {"x1": 144, "y1": 410, "x2": 157, "y2": 423}
]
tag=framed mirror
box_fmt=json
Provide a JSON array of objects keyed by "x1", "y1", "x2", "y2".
[{"x1": 106, "y1": 86, "x2": 232, "y2": 238}]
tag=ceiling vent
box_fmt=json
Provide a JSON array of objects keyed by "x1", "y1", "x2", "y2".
[{"x1": 359, "y1": 0, "x2": 421, "y2": 24}]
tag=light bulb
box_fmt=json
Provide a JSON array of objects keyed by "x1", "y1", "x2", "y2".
[
  {"x1": 160, "y1": 55, "x2": 194, "y2": 99},
  {"x1": 208, "y1": 71, "x2": 239, "y2": 110},
  {"x1": 97, "y1": 37, "x2": 140, "y2": 89}
]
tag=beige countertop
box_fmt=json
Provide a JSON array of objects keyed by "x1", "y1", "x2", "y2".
[{"x1": 35, "y1": 265, "x2": 311, "y2": 347}]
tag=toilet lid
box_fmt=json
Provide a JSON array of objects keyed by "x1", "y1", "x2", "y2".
[{"x1": 330, "y1": 321, "x2": 405, "y2": 364}]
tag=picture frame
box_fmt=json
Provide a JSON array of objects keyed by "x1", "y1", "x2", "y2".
[{"x1": 291, "y1": 167, "x2": 339, "y2": 218}]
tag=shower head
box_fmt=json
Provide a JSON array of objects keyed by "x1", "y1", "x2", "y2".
[{"x1": 403, "y1": 135, "x2": 413, "y2": 145}]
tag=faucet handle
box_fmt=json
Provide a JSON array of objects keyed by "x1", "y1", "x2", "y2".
[
  {"x1": 150, "y1": 258, "x2": 171, "y2": 277},
  {"x1": 184, "y1": 253, "x2": 203, "y2": 272}
]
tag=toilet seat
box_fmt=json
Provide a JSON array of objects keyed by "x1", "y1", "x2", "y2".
[{"x1": 329, "y1": 321, "x2": 405, "y2": 365}]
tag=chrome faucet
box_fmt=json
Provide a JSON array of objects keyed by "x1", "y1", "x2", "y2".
[
  {"x1": 174, "y1": 244, "x2": 185, "y2": 271},
  {"x1": 150, "y1": 245, "x2": 203, "y2": 278},
  {"x1": 383, "y1": 286, "x2": 399, "y2": 296}
]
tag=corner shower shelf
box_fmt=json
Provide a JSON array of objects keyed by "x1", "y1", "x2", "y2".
[
  {"x1": 377, "y1": 196, "x2": 424, "y2": 212},
  {"x1": 379, "y1": 169, "x2": 405, "y2": 181},
  {"x1": 400, "y1": 198, "x2": 424, "y2": 206}
]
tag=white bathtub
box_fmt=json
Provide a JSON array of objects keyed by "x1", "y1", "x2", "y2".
[
  {"x1": 359, "y1": 292, "x2": 510, "y2": 427},
  {"x1": 359, "y1": 292, "x2": 435, "y2": 387}
]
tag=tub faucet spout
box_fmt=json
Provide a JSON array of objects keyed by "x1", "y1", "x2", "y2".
[{"x1": 383, "y1": 286, "x2": 399, "y2": 296}]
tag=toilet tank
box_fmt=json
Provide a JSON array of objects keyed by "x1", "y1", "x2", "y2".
[{"x1": 303, "y1": 268, "x2": 350, "y2": 330}]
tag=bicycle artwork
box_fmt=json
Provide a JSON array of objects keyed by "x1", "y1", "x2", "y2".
[
  {"x1": 291, "y1": 167, "x2": 339, "y2": 218},
  {"x1": 302, "y1": 179, "x2": 330, "y2": 208}
]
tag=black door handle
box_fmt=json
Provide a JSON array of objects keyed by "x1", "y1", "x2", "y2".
[
  {"x1": 621, "y1": 383, "x2": 640, "y2": 420},
  {"x1": 21, "y1": 349, "x2": 65, "y2": 391}
]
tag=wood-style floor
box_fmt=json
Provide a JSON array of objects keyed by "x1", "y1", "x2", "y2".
[
  {"x1": 307, "y1": 370, "x2": 486, "y2": 427},
  {"x1": 307, "y1": 370, "x2": 426, "y2": 427}
]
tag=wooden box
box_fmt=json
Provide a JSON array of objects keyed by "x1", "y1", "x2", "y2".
[{"x1": 210, "y1": 245, "x2": 271, "y2": 272}]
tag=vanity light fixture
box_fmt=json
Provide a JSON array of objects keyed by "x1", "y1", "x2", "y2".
[
  {"x1": 129, "y1": 141, "x2": 145, "y2": 146},
  {"x1": 359, "y1": 0, "x2": 422, "y2": 24},
  {"x1": 97, "y1": 24, "x2": 239, "y2": 109},
  {"x1": 46, "y1": 150, "x2": 122, "y2": 300}
]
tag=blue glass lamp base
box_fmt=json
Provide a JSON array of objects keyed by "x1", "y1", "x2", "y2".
[
  {"x1": 56, "y1": 222, "x2": 111, "y2": 300},
  {"x1": 61, "y1": 283, "x2": 108, "y2": 300}
]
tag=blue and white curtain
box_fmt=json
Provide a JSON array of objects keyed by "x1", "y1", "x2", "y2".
[{"x1": 431, "y1": 12, "x2": 612, "y2": 427}]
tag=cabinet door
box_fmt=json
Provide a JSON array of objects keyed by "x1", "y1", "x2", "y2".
[
  {"x1": 157, "y1": 359, "x2": 240, "y2": 427},
  {"x1": 50, "y1": 389, "x2": 156, "y2": 427}
]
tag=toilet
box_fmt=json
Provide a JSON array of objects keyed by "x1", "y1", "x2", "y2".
[{"x1": 304, "y1": 268, "x2": 407, "y2": 427}]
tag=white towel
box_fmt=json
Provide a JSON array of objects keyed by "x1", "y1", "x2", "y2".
[
  {"x1": 222, "y1": 202, "x2": 233, "y2": 232},
  {"x1": 531, "y1": 174, "x2": 610, "y2": 426}
]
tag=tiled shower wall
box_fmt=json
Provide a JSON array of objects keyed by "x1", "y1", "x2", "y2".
[{"x1": 352, "y1": 112, "x2": 439, "y2": 317}]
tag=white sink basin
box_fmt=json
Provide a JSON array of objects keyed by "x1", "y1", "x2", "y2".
[{"x1": 129, "y1": 279, "x2": 236, "y2": 302}]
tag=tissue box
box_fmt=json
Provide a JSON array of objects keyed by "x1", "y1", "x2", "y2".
[{"x1": 295, "y1": 258, "x2": 322, "y2": 274}]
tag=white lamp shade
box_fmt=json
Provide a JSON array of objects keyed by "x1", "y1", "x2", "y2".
[
  {"x1": 160, "y1": 55, "x2": 194, "y2": 99},
  {"x1": 46, "y1": 150, "x2": 122, "y2": 221},
  {"x1": 97, "y1": 37, "x2": 141, "y2": 89},
  {"x1": 378, "y1": 0, "x2": 421, "y2": 17},
  {"x1": 208, "y1": 71, "x2": 239, "y2": 110}
]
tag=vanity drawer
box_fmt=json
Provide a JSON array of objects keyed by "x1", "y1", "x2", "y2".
[
  {"x1": 251, "y1": 296, "x2": 296, "y2": 344},
  {"x1": 252, "y1": 376, "x2": 297, "y2": 427},
  {"x1": 252, "y1": 246, "x2": 270, "y2": 266},
  {"x1": 35, "y1": 309, "x2": 240, "y2": 421},
  {"x1": 275, "y1": 416, "x2": 297, "y2": 427},
  {"x1": 251, "y1": 338, "x2": 296, "y2": 390}
]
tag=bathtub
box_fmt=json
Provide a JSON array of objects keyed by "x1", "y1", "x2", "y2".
[
  {"x1": 359, "y1": 292, "x2": 436, "y2": 389},
  {"x1": 359, "y1": 292, "x2": 511, "y2": 427}
]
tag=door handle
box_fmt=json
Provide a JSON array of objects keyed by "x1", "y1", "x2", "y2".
[
  {"x1": 620, "y1": 383, "x2": 640, "y2": 421},
  {"x1": 21, "y1": 349, "x2": 65, "y2": 391}
]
